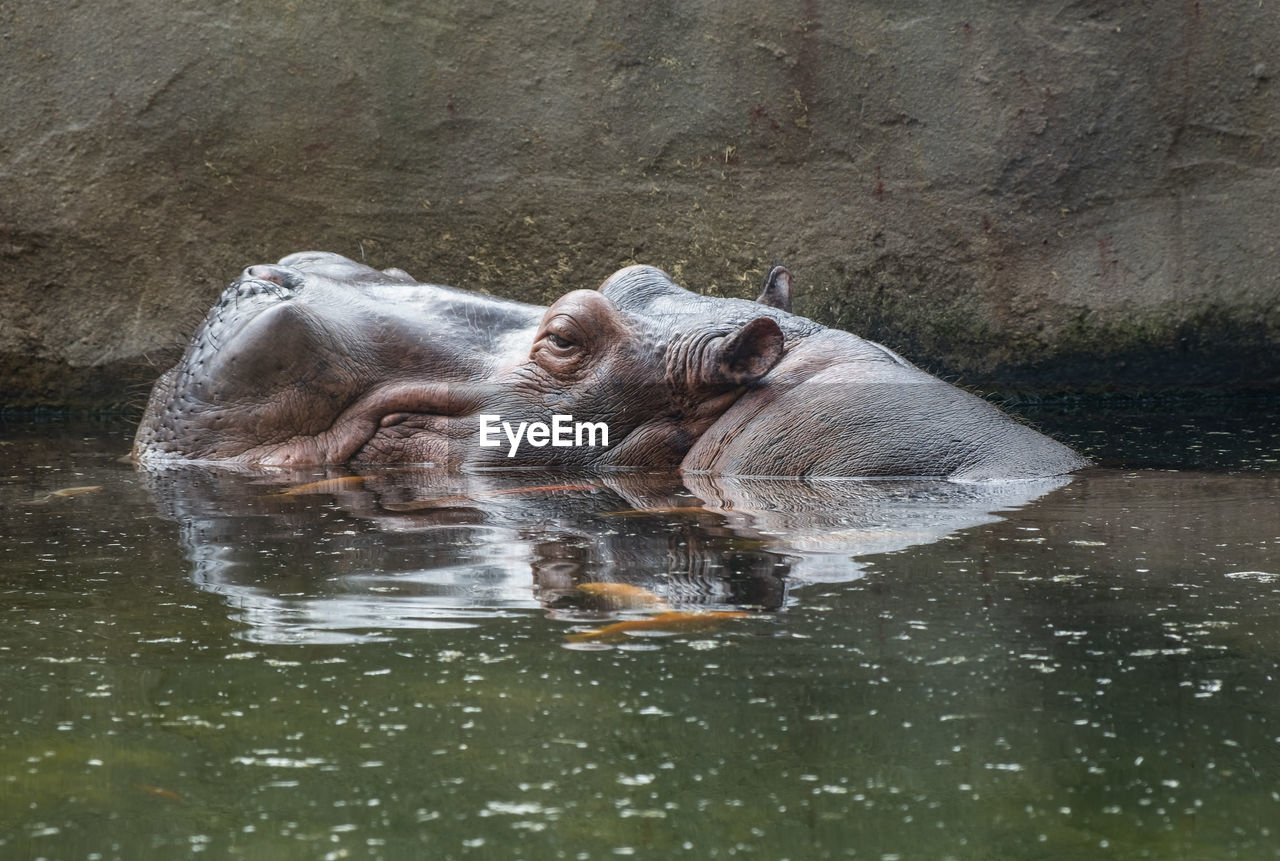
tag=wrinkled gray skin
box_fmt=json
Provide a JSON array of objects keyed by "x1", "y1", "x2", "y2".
[
  {"x1": 133, "y1": 252, "x2": 784, "y2": 470},
  {"x1": 135, "y1": 251, "x2": 540, "y2": 465},
  {"x1": 602, "y1": 265, "x2": 1090, "y2": 480}
]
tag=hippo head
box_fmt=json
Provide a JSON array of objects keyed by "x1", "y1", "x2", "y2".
[
  {"x1": 133, "y1": 252, "x2": 543, "y2": 465},
  {"x1": 356, "y1": 284, "x2": 785, "y2": 470},
  {"x1": 134, "y1": 254, "x2": 784, "y2": 471},
  {"x1": 458, "y1": 285, "x2": 778, "y2": 465}
]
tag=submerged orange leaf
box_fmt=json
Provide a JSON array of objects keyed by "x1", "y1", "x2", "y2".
[
  {"x1": 275, "y1": 475, "x2": 370, "y2": 496},
  {"x1": 29, "y1": 485, "x2": 104, "y2": 503},
  {"x1": 566, "y1": 611, "x2": 750, "y2": 642}
]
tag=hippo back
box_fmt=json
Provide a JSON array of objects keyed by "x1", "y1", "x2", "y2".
[{"x1": 682, "y1": 328, "x2": 1087, "y2": 480}]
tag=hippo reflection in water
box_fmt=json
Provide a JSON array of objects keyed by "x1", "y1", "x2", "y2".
[
  {"x1": 134, "y1": 252, "x2": 1086, "y2": 479},
  {"x1": 140, "y1": 465, "x2": 1069, "y2": 644}
]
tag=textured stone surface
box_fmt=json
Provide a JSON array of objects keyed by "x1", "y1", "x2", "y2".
[{"x1": 2, "y1": 0, "x2": 1278, "y2": 407}]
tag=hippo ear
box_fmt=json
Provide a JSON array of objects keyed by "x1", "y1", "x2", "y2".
[
  {"x1": 755, "y1": 264, "x2": 793, "y2": 313},
  {"x1": 706, "y1": 317, "x2": 784, "y2": 387}
]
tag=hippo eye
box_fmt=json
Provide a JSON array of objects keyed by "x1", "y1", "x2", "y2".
[{"x1": 546, "y1": 332, "x2": 574, "y2": 350}]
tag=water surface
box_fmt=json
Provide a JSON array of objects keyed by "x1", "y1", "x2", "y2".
[{"x1": 2, "y1": 403, "x2": 1278, "y2": 859}]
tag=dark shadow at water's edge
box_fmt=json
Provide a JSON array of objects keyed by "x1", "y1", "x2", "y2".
[
  {"x1": 1011, "y1": 396, "x2": 1280, "y2": 472},
  {"x1": 137, "y1": 466, "x2": 1069, "y2": 644}
]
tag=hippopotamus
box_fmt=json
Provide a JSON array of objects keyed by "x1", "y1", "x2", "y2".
[
  {"x1": 133, "y1": 252, "x2": 784, "y2": 470},
  {"x1": 600, "y1": 265, "x2": 1089, "y2": 480}
]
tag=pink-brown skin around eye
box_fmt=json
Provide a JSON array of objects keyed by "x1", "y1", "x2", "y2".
[{"x1": 528, "y1": 290, "x2": 631, "y2": 379}]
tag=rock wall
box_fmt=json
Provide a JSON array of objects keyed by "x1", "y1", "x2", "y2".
[{"x1": 3, "y1": 0, "x2": 1278, "y2": 407}]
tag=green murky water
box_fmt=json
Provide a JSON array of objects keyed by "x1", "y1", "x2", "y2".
[{"x1": 2, "y1": 401, "x2": 1278, "y2": 860}]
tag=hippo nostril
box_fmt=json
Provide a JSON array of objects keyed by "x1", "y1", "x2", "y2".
[
  {"x1": 216, "y1": 266, "x2": 298, "y2": 314},
  {"x1": 244, "y1": 265, "x2": 281, "y2": 283},
  {"x1": 242, "y1": 264, "x2": 306, "y2": 290}
]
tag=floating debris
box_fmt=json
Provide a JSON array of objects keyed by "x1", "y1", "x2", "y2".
[
  {"x1": 1225, "y1": 570, "x2": 1279, "y2": 583},
  {"x1": 134, "y1": 784, "x2": 183, "y2": 801}
]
